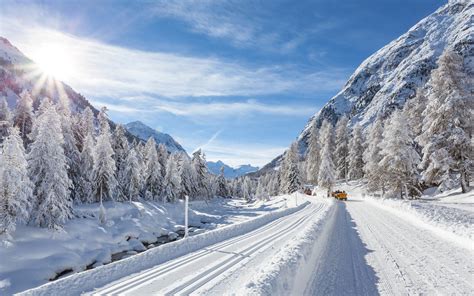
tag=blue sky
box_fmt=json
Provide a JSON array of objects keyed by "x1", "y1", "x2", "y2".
[{"x1": 0, "y1": 0, "x2": 445, "y2": 167}]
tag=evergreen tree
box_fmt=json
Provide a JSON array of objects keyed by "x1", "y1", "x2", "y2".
[
  {"x1": 74, "y1": 107, "x2": 95, "y2": 152},
  {"x1": 57, "y1": 98, "x2": 81, "y2": 202},
  {"x1": 379, "y1": 110, "x2": 420, "y2": 198},
  {"x1": 192, "y1": 149, "x2": 210, "y2": 199},
  {"x1": 28, "y1": 100, "x2": 72, "y2": 229},
  {"x1": 0, "y1": 97, "x2": 11, "y2": 143},
  {"x1": 157, "y1": 144, "x2": 168, "y2": 179},
  {"x1": 282, "y1": 142, "x2": 302, "y2": 194},
  {"x1": 305, "y1": 124, "x2": 321, "y2": 184},
  {"x1": 178, "y1": 152, "x2": 198, "y2": 199},
  {"x1": 418, "y1": 51, "x2": 472, "y2": 192},
  {"x1": 242, "y1": 176, "x2": 253, "y2": 202},
  {"x1": 363, "y1": 114, "x2": 385, "y2": 194},
  {"x1": 92, "y1": 107, "x2": 117, "y2": 205},
  {"x1": 318, "y1": 120, "x2": 335, "y2": 197},
  {"x1": 78, "y1": 132, "x2": 95, "y2": 203},
  {"x1": 348, "y1": 123, "x2": 365, "y2": 180},
  {"x1": 144, "y1": 137, "x2": 163, "y2": 200},
  {"x1": 13, "y1": 91, "x2": 34, "y2": 146},
  {"x1": 0, "y1": 127, "x2": 33, "y2": 236},
  {"x1": 123, "y1": 147, "x2": 142, "y2": 202},
  {"x1": 216, "y1": 166, "x2": 229, "y2": 197},
  {"x1": 112, "y1": 124, "x2": 130, "y2": 200},
  {"x1": 163, "y1": 153, "x2": 182, "y2": 202},
  {"x1": 334, "y1": 115, "x2": 350, "y2": 181}
]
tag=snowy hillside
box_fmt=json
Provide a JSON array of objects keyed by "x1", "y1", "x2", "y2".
[
  {"x1": 125, "y1": 121, "x2": 185, "y2": 153},
  {"x1": 263, "y1": 1, "x2": 473, "y2": 170},
  {"x1": 207, "y1": 160, "x2": 258, "y2": 178}
]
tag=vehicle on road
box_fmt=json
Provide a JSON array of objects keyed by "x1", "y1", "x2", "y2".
[{"x1": 331, "y1": 190, "x2": 348, "y2": 201}]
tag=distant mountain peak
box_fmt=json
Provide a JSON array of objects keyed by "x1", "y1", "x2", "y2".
[
  {"x1": 125, "y1": 121, "x2": 185, "y2": 153},
  {"x1": 207, "y1": 160, "x2": 258, "y2": 179}
]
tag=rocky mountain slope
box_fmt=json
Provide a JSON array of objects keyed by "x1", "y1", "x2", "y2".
[
  {"x1": 260, "y1": 0, "x2": 473, "y2": 173},
  {"x1": 125, "y1": 121, "x2": 185, "y2": 153},
  {"x1": 207, "y1": 160, "x2": 258, "y2": 178}
]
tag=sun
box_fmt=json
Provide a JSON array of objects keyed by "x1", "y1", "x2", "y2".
[{"x1": 33, "y1": 44, "x2": 76, "y2": 81}]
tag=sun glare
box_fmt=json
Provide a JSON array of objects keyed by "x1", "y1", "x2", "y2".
[{"x1": 33, "y1": 44, "x2": 75, "y2": 81}]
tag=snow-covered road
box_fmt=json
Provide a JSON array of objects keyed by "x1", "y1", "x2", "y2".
[{"x1": 86, "y1": 201, "x2": 330, "y2": 295}]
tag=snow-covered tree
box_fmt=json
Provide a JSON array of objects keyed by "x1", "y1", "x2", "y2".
[
  {"x1": 123, "y1": 147, "x2": 142, "y2": 202},
  {"x1": 163, "y1": 153, "x2": 182, "y2": 202},
  {"x1": 334, "y1": 115, "x2": 350, "y2": 181},
  {"x1": 178, "y1": 152, "x2": 198, "y2": 199},
  {"x1": 143, "y1": 138, "x2": 163, "y2": 200},
  {"x1": 57, "y1": 98, "x2": 81, "y2": 202},
  {"x1": 0, "y1": 97, "x2": 11, "y2": 143},
  {"x1": 192, "y1": 149, "x2": 210, "y2": 199},
  {"x1": 74, "y1": 107, "x2": 95, "y2": 152},
  {"x1": 305, "y1": 124, "x2": 321, "y2": 184},
  {"x1": 404, "y1": 89, "x2": 427, "y2": 144},
  {"x1": 28, "y1": 100, "x2": 72, "y2": 229},
  {"x1": 157, "y1": 144, "x2": 168, "y2": 179},
  {"x1": 379, "y1": 110, "x2": 420, "y2": 198},
  {"x1": 318, "y1": 120, "x2": 335, "y2": 197},
  {"x1": 216, "y1": 166, "x2": 229, "y2": 197},
  {"x1": 112, "y1": 124, "x2": 129, "y2": 200},
  {"x1": 363, "y1": 114, "x2": 385, "y2": 194},
  {"x1": 78, "y1": 132, "x2": 95, "y2": 203},
  {"x1": 418, "y1": 50, "x2": 472, "y2": 192},
  {"x1": 0, "y1": 127, "x2": 33, "y2": 236},
  {"x1": 348, "y1": 123, "x2": 365, "y2": 180},
  {"x1": 281, "y1": 142, "x2": 301, "y2": 194},
  {"x1": 242, "y1": 176, "x2": 253, "y2": 202},
  {"x1": 92, "y1": 107, "x2": 117, "y2": 205},
  {"x1": 13, "y1": 91, "x2": 33, "y2": 146}
]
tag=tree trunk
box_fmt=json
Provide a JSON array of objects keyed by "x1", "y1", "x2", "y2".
[{"x1": 460, "y1": 168, "x2": 468, "y2": 193}]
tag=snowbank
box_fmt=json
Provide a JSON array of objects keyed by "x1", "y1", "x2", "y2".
[
  {"x1": 364, "y1": 192, "x2": 473, "y2": 249},
  {"x1": 242, "y1": 198, "x2": 335, "y2": 295},
  {"x1": 18, "y1": 199, "x2": 309, "y2": 296}
]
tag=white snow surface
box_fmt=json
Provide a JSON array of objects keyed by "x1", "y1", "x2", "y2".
[{"x1": 0, "y1": 196, "x2": 297, "y2": 295}]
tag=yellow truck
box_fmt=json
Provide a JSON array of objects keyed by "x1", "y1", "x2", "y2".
[{"x1": 331, "y1": 190, "x2": 348, "y2": 201}]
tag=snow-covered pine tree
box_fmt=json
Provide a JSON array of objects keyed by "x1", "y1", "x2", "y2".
[
  {"x1": 28, "y1": 99, "x2": 72, "y2": 229},
  {"x1": 318, "y1": 120, "x2": 335, "y2": 197},
  {"x1": 363, "y1": 114, "x2": 385, "y2": 194},
  {"x1": 178, "y1": 152, "x2": 198, "y2": 199},
  {"x1": 379, "y1": 110, "x2": 420, "y2": 198},
  {"x1": 0, "y1": 127, "x2": 33, "y2": 236},
  {"x1": 143, "y1": 137, "x2": 163, "y2": 200},
  {"x1": 305, "y1": 124, "x2": 321, "y2": 184},
  {"x1": 13, "y1": 91, "x2": 34, "y2": 146},
  {"x1": 73, "y1": 107, "x2": 95, "y2": 152},
  {"x1": 78, "y1": 132, "x2": 95, "y2": 203},
  {"x1": 163, "y1": 153, "x2": 182, "y2": 202},
  {"x1": 348, "y1": 123, "x2": 365, "y2": 180},
  {"x1": 157, "y1": 143, "x2": 168, "y2": 179},
  {"x1": 123, "y1": 147, "x2": 142, "y2": 202},
  {"x1": 0, "y1": 97, "x2": 11, "y2": 143},
  {"x1": 242, "y1": 176, "x2": 253, "y2": 202},
  {"x1": 57, "y1": 98, "x2": 81, "y2": 202},
  {"x1": 92, "y1": 107, "x2": 117, "y2": 206},
  {"x1": 403, "y1": 89, "x2": 427, "y2": 147},
  {"x1": 216, "y1": 166, "x2": 229, "y2": 197},
  {"x1": 112, "y1": 124, "x2": 130, "y2": 201},
  {"x1": 334, "y1": 115, "x2": 350, "y2": 181},
  {"x1": 192, "y1": 149, "x2": 210, "y2": 199},
  {"x1": 418, "y1": 50, "x2": 472, "y2": 193},
  {"x1": 284, "y1": 142, "x2": 302, "y2": 194}
]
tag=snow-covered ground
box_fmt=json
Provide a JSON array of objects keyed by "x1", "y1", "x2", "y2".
[
  {"x1": 0, "y1": 196, "x2": 299, "y2": 295},
  {"x1": 12, "y1": 183, "x2": 474, "y2": 295}
]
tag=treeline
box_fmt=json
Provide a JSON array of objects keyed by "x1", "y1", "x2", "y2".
[
  {"x1": 253, "y1": 50, "x2": 472, "y2": 199},
  {"x1": 0, "y1": 95, "x2": 236, "y2": 236}
]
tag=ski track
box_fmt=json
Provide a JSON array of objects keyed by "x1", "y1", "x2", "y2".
[{"x1": 87, "y1": 202, "x2": 327, "y2": 295}]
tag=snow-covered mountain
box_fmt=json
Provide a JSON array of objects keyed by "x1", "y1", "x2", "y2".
[
  {"x1": 207, "y1": 160, "x2": 258, "y2": 178},
  {"x1": 125, "y1": 121, "x2": 185, "y2": 153},
  {"x1": 260, "y1": 1, "x2": 473, "y2": 173}
]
